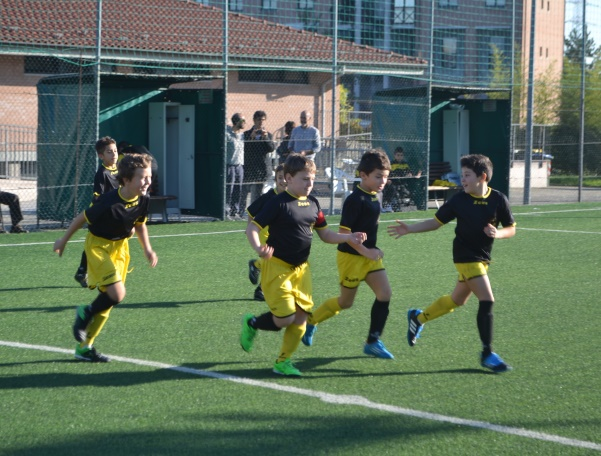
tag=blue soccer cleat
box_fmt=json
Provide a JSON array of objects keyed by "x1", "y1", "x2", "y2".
[
  {"x1": 481, "y1": 352, "x2": 512, "y2": 373},
  {"x1": 363, "y1": 339, "x2": 394, "y2": 359},
  {"x1": 302, "y1": 324, "x2": 317, "y2": 346}
]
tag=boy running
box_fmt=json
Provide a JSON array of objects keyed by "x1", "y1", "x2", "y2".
[
  {"x1": 388, "y1": 154, "x2": 516, "y2": 373},
  {"x1": 74, "y1": 136, "x2": 120, "y2": 288},
  {"x1": 54, "y1": 153, "x2": 158, "y2": 362},
  {"x1": 303, "y1": 149, "x2": 395, "y2": 359},
  {"x1": 241, "y1": 154, "x2": 366, "y2": 376},
  {"x1": 246, "y1": 164, "x2": 287, "y2": 301}
]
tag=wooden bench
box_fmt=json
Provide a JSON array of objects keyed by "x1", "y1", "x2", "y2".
[
  {"x1": 148, "y1": 195, "x2": 178, "y2": 223},
  {"x1": 428, "y1": 161, "x2": 459, "y2": 208}
]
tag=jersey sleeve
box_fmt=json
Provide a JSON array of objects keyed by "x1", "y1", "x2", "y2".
[
  {"x1": 339, "y1": 192, "x2": 361, "y2": 231},
  {"x1": 497, "y1": 193, "x2": 516, "y2": 227},
  {"x1": 311, "y1": 195, "x2": 328, "y2": 230},
  {"x1": 434, "y1": 196, "x2": 457, "y2": 225}
]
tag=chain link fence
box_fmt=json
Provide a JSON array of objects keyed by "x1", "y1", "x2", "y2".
[{"x1": 0, "y1": 0, "x2": 600, "y2": 230}]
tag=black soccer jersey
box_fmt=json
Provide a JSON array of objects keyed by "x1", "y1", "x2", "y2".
[
  {"x1": 338, "y1": 185, "x2": 380, "y2": 255},
  {"x1": 93, "y1": 163, "x2": 119, "y2": 200},
  {"x1": 435, "y1": 188, "x2": 515, "y2": 263},
  {"x1": 252, "y1": 190, "x2": 328, "y2": 266},
  {"x1": 247, "y1": 188, "x2": 278, "y2": 218},
  {"x1": 84, "y1": 188, "x2": 149, "y2": 241}
]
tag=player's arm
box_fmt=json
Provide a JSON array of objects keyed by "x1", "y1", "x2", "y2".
[
  {"x1": 387, "y1": 217, "x2": 442, "y2": 239},
  {"x1": 246, "y1": 221, "x2": 273, "y2": 259},
  {"x1": 316, "y1": 227, "x2": 366, "y2": 246},
  {"x1": 134, "y1": 223, "x2": 158, "y2": 267},
  {"x1": 485, "y1": 223, "x2": 516, "y2": 240},
  {"x1": 53, "y1": 212, "x2": 87, "y2": 256},
  {"x1": 339, "y1": 227, "x2": 382, "y2": 261}
]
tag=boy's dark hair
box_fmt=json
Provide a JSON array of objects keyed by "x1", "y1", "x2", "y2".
[
  {"x1": 231, "y1": 113, "x2": 243, "y2": 125},
  {"x1": 284, "y1": 153, "x2": 316, "y2": 177},
  {"x1": 284, "y1": 121, "x2": 295, "y2": 134},
  {"x1": 275, "y1": 164, "x2": 285, "y2": 175},
  {"x1": 460, "y1": 154, "x2": 493, "y2": 182},
  {"x1": 95, "y1": 136, "x2": 116, "y2": 154},
  {"x1": 117, "y1": 140, "x2": 130, "y2": 152},
  {"x1": 394, "y1": 146, "x2": 404, "y2": 155},
  {"x1": 117, "y1": 153, "x2": 153, "y2": 185},
  {"x1": 253, "y1": 110, "x2": 267, "y2": 120},
  {"x1": 357, "y1": 148, "x2": 391, "y2": 175}
]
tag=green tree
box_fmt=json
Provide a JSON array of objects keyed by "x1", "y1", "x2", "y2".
[{"x1": 564, "y1": 28, "x2": 600, "y2": 64}]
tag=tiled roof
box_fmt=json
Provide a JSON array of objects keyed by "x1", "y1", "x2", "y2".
[{"x1": 0, "y1": 0, "x2": 426, "y2": 74}]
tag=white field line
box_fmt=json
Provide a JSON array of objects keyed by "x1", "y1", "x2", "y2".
[
  {"x1": 2, "y1": 207, "x2": 599, "y2": 248},
  {"x1": 1, "y1": 340, "x2": 600, "y2": 452}
]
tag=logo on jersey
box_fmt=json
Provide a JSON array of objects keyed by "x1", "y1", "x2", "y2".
[
  {"x1": 473, "y1": 200, "x2": 488, "y2": 206},
  {"x1": 297, "y1": 201, "x2": 310, "y2": 207},
  {"x1": 124, "y1": 201, "x2": 139, "y2": 209}
]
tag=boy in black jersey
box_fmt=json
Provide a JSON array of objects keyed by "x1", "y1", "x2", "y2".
[
  {"x1": 54, "y1": 154, "x2": 158, "y2": 362},
  {"x1": 388, "y1": 154, "x2": 516, "y2": 373},
  {"x1": 246, "y1": 164, "x2": 287, "y2": 301},
  {"x1": 303, "y1": 149, "x2": 396, "y2": 359},
  {"x1": 241, "y1": 154, "x2": 367, "y2": 376},
  {"x1": 74, "y1": 137, "x2": 120, "y2": 288}
]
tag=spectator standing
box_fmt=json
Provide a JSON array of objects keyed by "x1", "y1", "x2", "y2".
[
  {"x1": 226, "y1": 113, "x2": 246, "y2": 219},
  {"x1": 276, "y1": 121, "x2": 295, "y2": 164},
  {"x1": 288, "y1": 110, "x2": 321, "y2": 161},
  {"x1": 241, "y1": 110, "x2": 276, "y2": 206}
]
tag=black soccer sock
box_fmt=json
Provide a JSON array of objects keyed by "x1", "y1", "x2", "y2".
[
  {"x1": 367, "y1": 299, "x2": 390, "y2": 344},
  {"x1": 250, "y1": 312, "x2": 281, "y2": 332},
  {"x1": 79, "y1": 251, "x2": 87, "y2": 270},
  {"x1": 477, "y1": 300, "x2": 494, "y2": 356},
  {"x1": 89, "y1": 292, "x2": 119, "y2": 315}
]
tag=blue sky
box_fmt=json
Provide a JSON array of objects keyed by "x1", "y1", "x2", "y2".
[{"x1": 565, "y1": 0, "x2": 601, "y2": 51}]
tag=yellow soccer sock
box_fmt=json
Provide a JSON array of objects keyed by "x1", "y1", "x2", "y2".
[
  {"x1": 308, "y1": 297, "x2": 342, "y2": 325},
  {"x1": 419, "y1": 295, "x2": 457, "y2": 324},
  {"x1": 83, "y1": 308, "x2": 112, "y2": 347},
  {"x1": 277, "y1": 323, "x2": 306, "y2": 363}
]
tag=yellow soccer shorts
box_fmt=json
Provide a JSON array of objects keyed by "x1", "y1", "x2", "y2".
[
  {"x1": 260, "y1": 256, "x2": 313, "y2": 318},
  {"x1": 85, "y1": 233, "x2": 130, "y2": 291},
  {"x1": 455, "y1": 261, "x2": 489, "y2": 282},
  {"x1": 337, "y1": 250, "x2": 384, "y2": 289}
]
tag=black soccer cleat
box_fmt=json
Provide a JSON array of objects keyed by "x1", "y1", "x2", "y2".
[{"x1": 248, "y1": 259, "x2": 260, "y2": 285}]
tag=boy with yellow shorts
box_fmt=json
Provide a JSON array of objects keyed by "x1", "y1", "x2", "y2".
[{"x1": 54, "y1": 153, "x2": 158, "y2": 362}]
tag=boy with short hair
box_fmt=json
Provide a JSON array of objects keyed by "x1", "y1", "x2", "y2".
[
  {"x1": 388, "y1": 154, "x2": 516, "y2": 373},
  {"x1": 74, "y1": 136, "x2": 120, "y2": 287},
  {"x1": 54, "y1": 153, "x2": 158, "y2": 362},
  {"x1": 241, "y1": 154, "x2": 366, "y2": 376},
  {"x1": 303, "y1": 149, "x2": 395, "y2": 359},
  {"x1": 246, "y1": 164, "x2": 287, "y2": 301}
]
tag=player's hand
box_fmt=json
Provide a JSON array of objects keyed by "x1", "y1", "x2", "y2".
[
  {"x1": 146, "y1": 249, "x2": 158, "y2": 267},
  {"x1": 349, "y1": 231, "x2": 367, "y2": 245},
  {"x1": 484, "y1": 223, "x2": 497, "y2": 238},
  {"x1": 257, "y1": 244, "x2": 274, "y2": 260},
  {"x1": 387, "y1": 220, "x2": 410, "y2": 238},
  {"x1": 53, "y1": 238, "x2": 66, "y2": 257},
  {"x1": 367, "y1": 248, "x2": 383, "y2": 261}
]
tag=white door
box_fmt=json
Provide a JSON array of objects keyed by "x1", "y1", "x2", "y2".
[{"x1": 178, "y1": 105, "x2": 195, "y2": 209}]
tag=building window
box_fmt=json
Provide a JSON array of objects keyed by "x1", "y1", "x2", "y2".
[
  {"x1": 230, "y1": 0, "x2": 243, "y2": 11},
  {"x1": 477, "y1": 30, "x2": 511, "y2": 80},
  {"x1": 433, "y1": 30, "x2": 465, "y2": 77},
  {"x1": 485, "y1": 0, "x2": 505, "y2": 6},
  {"x1": 338, "y1": 0, "x2": 354, "y2": 26},
  {"x1": 394, "y1": 0, "x2": 415, "y2": 25},
  {"x1": 262, "y1": 0, "x2": 277, "y2": 10},
  {"x1": 298, "y1": 0, "x2": 314, "y2": 9},
  {"x1": 438, "y1": 0, "x2": 458, "y2": 8}
]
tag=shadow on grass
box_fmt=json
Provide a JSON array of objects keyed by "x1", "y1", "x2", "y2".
[{"x1": 0, "y1": 298, "x2": 250, "y2": 314}]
